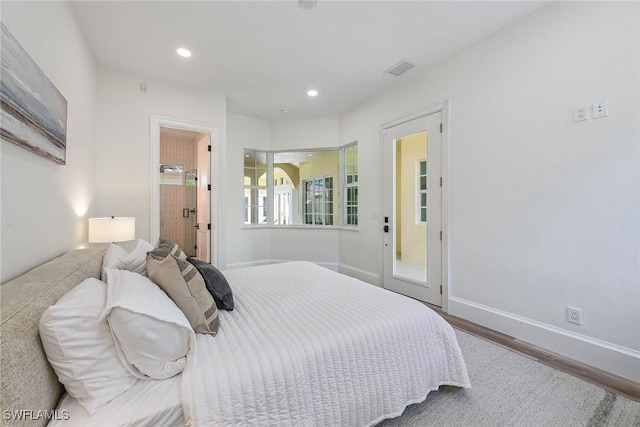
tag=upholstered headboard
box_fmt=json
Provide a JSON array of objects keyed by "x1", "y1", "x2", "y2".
[{"x1": 1, "y1": 248, "x2": 105, "y2": 427}]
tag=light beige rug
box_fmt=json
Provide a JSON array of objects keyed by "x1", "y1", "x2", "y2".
[{"x1": 379, "y1": 330, "x2": 640, "y2": 427}]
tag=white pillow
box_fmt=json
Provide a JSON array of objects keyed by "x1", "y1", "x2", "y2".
[
  {"x1": 39, "y1": 278, "x2": 137, "y2": 415},
  {"x1": 120, "y1": 239, "x2": 154, "y2": 276},
  {"x1": 100, "y1": 239, "x2": 153, "y2": 279},
  {"x1": 101, "y1": 268, "x2": 195, "y2": 380},
  {"x1": 101, "y1": 243, "x2": 127, "y2": 281}
]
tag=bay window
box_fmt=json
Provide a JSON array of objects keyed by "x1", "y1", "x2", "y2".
[{"x1": 243, "y1": 142, "x2": 357, "y2": 227}]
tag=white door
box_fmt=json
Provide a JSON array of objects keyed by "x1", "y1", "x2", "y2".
[
  {"x1": 382, "y1": 111, "x2": 442, "y2": 306},
  {"x1": 196, "y1": 136, "x2": 211, "y2": 262}
]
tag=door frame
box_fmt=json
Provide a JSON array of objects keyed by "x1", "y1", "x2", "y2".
[
  {"x1": 379, "y1": 100, "x2": 451, "y2": 312},
  {"x1": 150, "y1": 115, "x2": 221, "y2": 268}
]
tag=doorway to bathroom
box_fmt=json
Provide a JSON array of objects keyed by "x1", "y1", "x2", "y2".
[
  {"x1": 150, "y1": 116, "x2": 221, "y2": 266},
  {"x1": 159, "y1": 127, "x2": 209, "y2": 260}
]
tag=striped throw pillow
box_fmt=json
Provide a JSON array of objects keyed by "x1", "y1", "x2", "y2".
[
  {"x1": 146, "y1": 255, "x2": 219, "y2": 335},
  {"x1": 147, "y1": 239, "x2": 188, "y2": 262}
]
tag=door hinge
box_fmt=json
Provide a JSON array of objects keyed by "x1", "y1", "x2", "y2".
[
  {"x1": 194, "y1": 245, "x2": 197, "y2": 250},
  {"x1": 440, "y1": 231, "x2": 442, "y2": 241},
  {"x1": 440, "y1": 177, "x2": 442, "y2": 187},
  {"x1": 208, "y1": 145, "x2": 211, "y2": 152},
  {"x1": 207, "y1": 223, "x2": 211, "y2": 230},
  {"x1": 440, "y1": 285, "x2": 443, "y2": 294},
  {"x1": 440, "y1": 123, "x2": 443, "y2": 133},
  {"x1": 207, "y1": 184, "x2": 211, "y2": 191}
]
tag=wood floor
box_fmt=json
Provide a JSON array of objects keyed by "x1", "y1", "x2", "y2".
[{"x1": 432, "y1": 309, "x2": 640, "y2": 403}]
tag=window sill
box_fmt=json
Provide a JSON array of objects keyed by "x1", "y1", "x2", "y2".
[{"x1": 241, "y1": 225, "x2": 358, "y2": 232}]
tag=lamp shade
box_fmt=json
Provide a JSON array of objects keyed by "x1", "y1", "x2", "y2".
[{"x1": 88, "y1": 217, "x2": 136, "y2": 243}]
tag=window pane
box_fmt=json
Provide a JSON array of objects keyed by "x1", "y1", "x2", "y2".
[
  {"x1": 273, "y1": 150, "x2": 338, "y2": 226},
  {"x1": 343, "y1": 143, "x2": 358, "y2": 227},
  {"x1": 326, "y1": 177, "x2": 333, "y2": 188},
  {"x1": 420, "y1": 176, "x2": 427, "y2": 190},
  {"x1": 420, "y1": 161, "x2": 427, "y2": 175},
  {"x1": 257, "y1": 170, "x2": 267, "y2": 186},
  {"x1": 244, "y1": 149, "x2": 268, "y2": 224},
  {"x1": 246, "y1": 147, "x2": 353, "y2": 227},
  {"x1": 244, "y1": 167, "x2": 256, "y2": 182}
]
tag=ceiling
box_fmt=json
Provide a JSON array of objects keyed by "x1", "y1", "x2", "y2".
[{"x1": 71, "y1": 1, "x2": 549, "y2": 121}]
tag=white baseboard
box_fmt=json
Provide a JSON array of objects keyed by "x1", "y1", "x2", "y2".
[
  {"x1": 338, "y1": 263, "x2": 380, "y2": 286},
  {"x1": 448, "y1": 296, "x2": 640, "y2": 382}
]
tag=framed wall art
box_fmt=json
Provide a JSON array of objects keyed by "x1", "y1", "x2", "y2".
[{"x1": 1, "y1": 22, "x2": 68, "y2": 165}]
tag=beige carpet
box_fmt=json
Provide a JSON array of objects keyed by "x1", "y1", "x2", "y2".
[{"x1": 379, "y1": 330, "x2": 640, "y2": 427}]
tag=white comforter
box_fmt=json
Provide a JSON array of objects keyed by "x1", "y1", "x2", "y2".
[{"x1": 181, "y1": 261, "x2": 469, "y2": 426}]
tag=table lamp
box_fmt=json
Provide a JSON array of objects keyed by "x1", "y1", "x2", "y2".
[{"x1": 88, "y1": 216, "x2": 136, "y2": 244}]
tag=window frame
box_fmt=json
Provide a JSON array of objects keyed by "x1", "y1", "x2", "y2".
[
  {"x1": 243, "y1": 150, "x2": 269, "y2": 226},
  {"x1": 417, "y1": 159, "x2": 427, "y2": 224},
  {"x1": 303, "y1": 176, "x2": 334, "y2": 225},
  {"x1": 243, "y1": 142, "x2": 357, "y2": 229},
  {"x1": 341, "y1": 142, "x2": 358, "y2": 227}
]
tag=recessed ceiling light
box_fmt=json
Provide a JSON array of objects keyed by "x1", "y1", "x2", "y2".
[
  {"x1": 177, "y1": 48, "x2": 192, "y2": 58},
  {"x1": 281, "y1": 109, "x2": 289, "y2": 113},
  {"x1": 307, "y1": 89, "x2": 318, "y2": 97}
]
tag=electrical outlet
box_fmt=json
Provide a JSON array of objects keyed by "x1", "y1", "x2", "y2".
[
  {"x1": 592, "y1": 101, "x2": 608, "y2": 119},
  {"x1": 574, "y1": 105, "x2": 588, "y2": 122},
  {"x1": 568, "y1": 307, "x2": 582, "y2": 325}
]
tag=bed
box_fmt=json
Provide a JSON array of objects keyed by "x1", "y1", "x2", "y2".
[{"x1": 1, "y1": 248, "x2": 470, "y2": 426}]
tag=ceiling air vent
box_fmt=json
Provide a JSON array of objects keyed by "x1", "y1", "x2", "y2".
[{"x1": 384, "y1": 60, "x2": 415, "y2": 77}]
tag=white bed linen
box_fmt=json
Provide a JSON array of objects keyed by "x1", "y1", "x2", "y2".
[
  {"x1": 182, "y1": 261, "x2": 469, "y2": 426},
  {"x1": 49, "y1": 375, "x2": 182, "y2": 427},
  {"x1": 51, "y1": 261, "x2": 469, "y2": 426}
]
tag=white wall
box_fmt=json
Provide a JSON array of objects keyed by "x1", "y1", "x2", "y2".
[
  {"x1": 340, "y1": 2, "x2": 640, "y2": 380},
  {"x1": 271, "y1": 115, "x2": 340, "y2": 151},
  {"x1": 270, "y1": 116, "x2": 341, "y2": 268},
  {"x1": 226, "y1": 113, "x2": 272, "y2": 268},
  {"x1": 94, "y1": 68, "x2": 226, "y2": 252},
  {"x1": 1, "y1": 2, "x2": 98, "y2": 283}
]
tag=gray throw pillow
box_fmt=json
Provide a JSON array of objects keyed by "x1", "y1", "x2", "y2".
[
  {"x1": 187, "y1": 258, "x2": 234, "y2": 311},
  {"x1": 147, "y1": 238, "x2": 188, "y2": 262},
  {"x1": 146, "y1": 255, "x2": 219, "y2": 335}
]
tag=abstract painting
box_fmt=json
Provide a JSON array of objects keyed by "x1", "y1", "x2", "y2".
[{"x1": 1, "y1": 22, "x2": 67, "y2": 165}]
